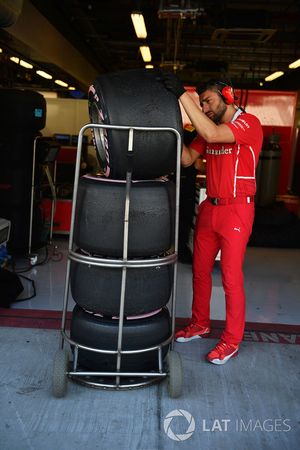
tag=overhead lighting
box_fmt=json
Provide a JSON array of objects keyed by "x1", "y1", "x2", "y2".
[
  {"x1": 68, "y1": 86, "x2": 76, "y2": 90},
  {"x1": 36, "y1": 70, "x2": 52, "y2": 79},
  {"x1": 140, "y1": 46, "x2": 151, "y2": 62},
  {"x1": 10, "y1": 56, "x2": 19, "y2": 64},
  {"x1": 264, "y1": 71, "x2": 284, "y2": 82},
  {"x1": 0, "y1": 48, "x2": 3, "y2": 53},
  {"x1": 259, "y1": 82, "x2": 264, "y2": 87},
  {"x1": 145, "y1": 64, "x2": 154, "y2": 69},
  {"x1": 10, "y1": 57, "x2": 33, "y2": 69},
  {"x1": 289, "y1": 58, "x2": 300, "y2": 69},
  {"x1": 20, "y1": 59, "x2": 33, "y2": 69},
  {"x1": 55, "y1": 79, "x2": 68, "y2": 87},
  {"x1": 131, "y1": 12, "x2": 147, "y2": 39}
]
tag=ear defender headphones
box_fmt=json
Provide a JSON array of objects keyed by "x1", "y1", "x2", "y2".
[{"x1": 215, "y1": 81, "x2": 236, "y2": 105}]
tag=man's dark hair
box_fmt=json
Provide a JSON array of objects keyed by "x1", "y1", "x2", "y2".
[{"x1": 197, "y1": 79, "x2": 233, "y2": 95}]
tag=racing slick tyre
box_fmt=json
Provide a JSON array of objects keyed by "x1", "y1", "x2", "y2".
[
  {"x1": 73, "y1": 175, "x2": 175, "y2": 257},
  {"x1": 70, "y1": 254, "x2": 173, "y2": 316},
  {"x1": 88, "y1": 68, "x2": 183, "y2": 179},
  {"x1": 70, "y1": 305, "x2": 171, "y2": 372}
]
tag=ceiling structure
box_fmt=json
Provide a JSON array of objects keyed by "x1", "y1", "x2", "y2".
[{"x1": 0, "y1": 0, "x2": 300, "y2": 96}]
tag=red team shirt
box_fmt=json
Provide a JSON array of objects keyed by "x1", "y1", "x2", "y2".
[{"x1": 190, "y1": 110, "x2": 263, "y2": 198}]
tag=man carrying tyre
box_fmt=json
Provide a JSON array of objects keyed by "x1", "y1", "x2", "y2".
[{"x1": 161, "y1": 73, "x2": 263, "y2": 365}]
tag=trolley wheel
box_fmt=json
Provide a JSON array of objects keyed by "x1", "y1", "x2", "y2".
[
  {"x1": 166, "y1": 350, "x2": 183, "y2": 398},
  {"x1": 52, "y1": 349, "x2": 69, "y2": 398}
]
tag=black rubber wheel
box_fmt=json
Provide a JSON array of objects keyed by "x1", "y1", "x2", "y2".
[
  {"x1": 52, "y1": 349, "x2": 69, "y2": 398},
  {"x1": 0, "y1": 0, "x2": 23, "y2": 27},
  {"x1": 73, "y1": 175, "x2": 175, "y2": 257},
  {"x1": 88, "y1": 68, "x2": 182, "y2": 179},
  {"x1": 0, "y1": 89, "x2": 46, "y2": 131},
  {"x1": 70, "y1": 254, "x2": 173, "y2": 316},
  {"x1": 70, "y1": 305, "x2": 171, "y2": 372},
  {"x1": 166, "y1": 350, "x2": 183, "y2": 398}
]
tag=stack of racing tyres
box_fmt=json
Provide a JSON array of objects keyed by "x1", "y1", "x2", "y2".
[{"x1": 55, "y1": 69, "x2": 184, "y2": 397}]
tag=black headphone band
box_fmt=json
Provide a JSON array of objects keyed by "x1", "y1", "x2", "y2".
[
  {"x1": 197, "y1": 80, "x2": 237, "y2": 103},
  {"x1": 214, "y1": 81, "x2": 230, "y2": 88}
]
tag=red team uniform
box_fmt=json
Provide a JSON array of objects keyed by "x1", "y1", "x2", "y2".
[{"x1": 190, "y1": 109, "x2": 263, "y2": 345}]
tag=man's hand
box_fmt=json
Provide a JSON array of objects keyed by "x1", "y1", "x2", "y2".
[{"x1": 160, "y1": 71, "x2": 186, "y2": 98}]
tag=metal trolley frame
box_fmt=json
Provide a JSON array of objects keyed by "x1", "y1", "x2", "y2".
[
  {"x1": 29, "y1": 136, "x2": 58, "y2": 255},
  {"x1": 52, "y1": 123, "x2": 183, "y2": 398}
]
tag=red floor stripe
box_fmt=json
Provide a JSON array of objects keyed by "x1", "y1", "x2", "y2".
[
  {"x1": 175, "y1": 317, "x2": 300, "y2": 334},
  {"x1": 0, "y1": 308, "x2": 299, "y2": 345}
]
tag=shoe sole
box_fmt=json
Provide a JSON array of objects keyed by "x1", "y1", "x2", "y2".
[
  {"x1": 175, "y1": 331, "x2": 210, "y2": 343},
  {"x1": 207, "y1": 348, "x2": 239, "y2": 365}
]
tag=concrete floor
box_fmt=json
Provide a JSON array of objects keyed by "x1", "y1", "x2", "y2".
[{"x1": 0, "y1": 326, "x2": 299, "y2": 450}]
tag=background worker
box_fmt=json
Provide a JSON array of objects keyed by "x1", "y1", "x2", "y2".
[{"x1": 162, "y1": 75, "x2": 263, "y2": 365}]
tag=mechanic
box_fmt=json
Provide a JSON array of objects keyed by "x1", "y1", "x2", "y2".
[{"x1": 162, "y1": 74, "x2": 263, "y2": 365}]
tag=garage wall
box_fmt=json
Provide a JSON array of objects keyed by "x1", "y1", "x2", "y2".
[
  {"x1": 42, "y1": 98, "x2": 90, "y2": 138},
  {"x1": 236, "y1": 89, "x2": 298, "y2": 195}
]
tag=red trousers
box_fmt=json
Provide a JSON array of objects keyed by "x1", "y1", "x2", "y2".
[{"x1": 192, "y1": 199, "x2": 254, "y2": 345}]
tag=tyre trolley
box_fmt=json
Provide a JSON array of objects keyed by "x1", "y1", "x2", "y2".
[{"x1": 52, "y1": 123, "x2": 183, "y2": 398}]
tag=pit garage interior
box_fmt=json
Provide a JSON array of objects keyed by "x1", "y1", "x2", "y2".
[{"x1": 0, "y1": 1, "x2": 299, "y2": 449}]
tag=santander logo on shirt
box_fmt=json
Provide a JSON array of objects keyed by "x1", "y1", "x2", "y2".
[
  {"x1": 190, "y1": 110, "x2": 263, "y2": 198},
  {"x1": 206, "y1": 146, "x2": 233, "y2": 155}
]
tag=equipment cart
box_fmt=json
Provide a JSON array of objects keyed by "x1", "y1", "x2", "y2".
[{"x1": 52, "y1": 123, "x2": 183, "y2": 398}]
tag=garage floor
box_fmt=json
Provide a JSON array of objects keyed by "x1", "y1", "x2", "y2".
[
  {"x1": 0, "y1": 238, "x2": 300, "y2": 449},
  {"x1": 9, "y1": 237, "x2": 300, "y2": 325}
]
